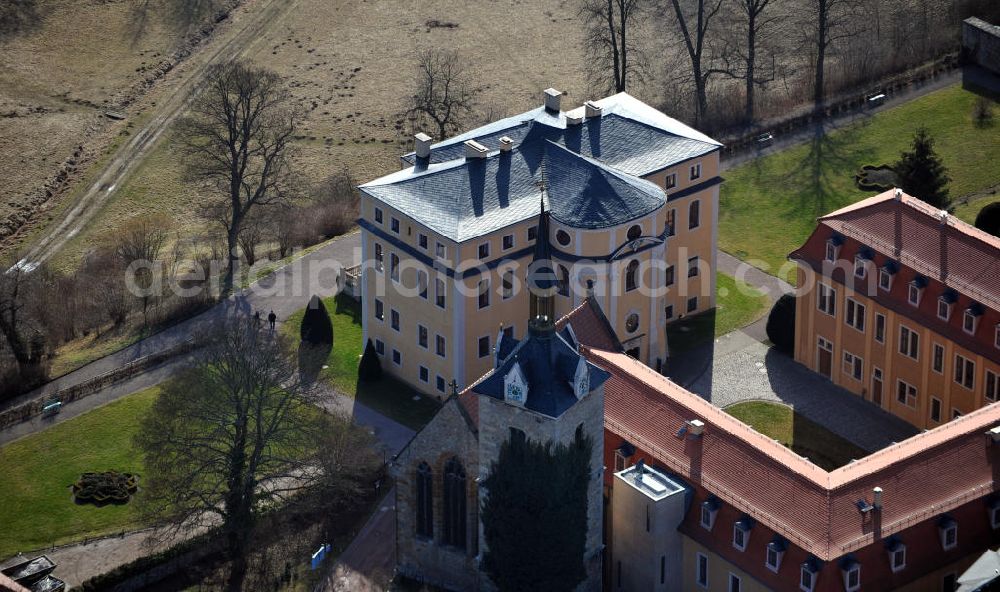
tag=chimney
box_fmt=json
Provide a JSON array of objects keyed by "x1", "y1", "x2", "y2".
[
  {"x1": 585, "y1": 100, "x2": 603, "y2": 118},
  {"x1": 894, "y1": 187, "x2": 903, "y2": 201},
  {"x1": 499, "y1": 136, "x2": 514, "y2": 152},
  {"x1": 687, "y1": 419, "x2": 705, "y2": 436},
  {"x1": 544, "y1": 88, "x2": 562, "y2": 113},
  {"x1": 566, "y1": 112, "x2": 583, "y2": 126},
  {"x1": 873, "y1": 487, "x2": 883, "y2": 510},
  {"x1": 414, "y1": 132, "x2": 432, "y2": 160},
  {"x1": 464, "y1": 139, "x2": 488, "y2": 159},
  {"x1": 940, "y1": 209, "x2": 949, "y2": 281}
]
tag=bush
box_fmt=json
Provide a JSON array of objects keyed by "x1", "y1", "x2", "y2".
[
  {"x1": 975, "y1": 202, "x2": 1000, "y2": 238},
  {"x1": 973, "y1": 97, "x2": 994, "y2": 128},
  {"x1": 358, "y1": 339, "x2": 382, "y2": 382},
  {"x1": 300, "y1": 295, "x2": 334, "y2": 345},
  {"x1": 72, "y1": 471, "x2": 139, "y2": 505},
  {"x1": 766, "y1": 294, "x2": 797, "y2": 354}
]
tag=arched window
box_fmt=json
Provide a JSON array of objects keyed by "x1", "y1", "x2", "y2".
[
  {"x1": 627, "y1": 224, "x2": 642, "y2": 241},
  {"x1": 443, "y1": 458, "x2": 467, "y2": 549},
  {"x1": 558, "y1": 265, "x2": 570, "y2": 297},
  {"x1": 415, "y1": 462, "x2": 433, "y2": 538},
  {"x1": 689, "y1": 200, "x2": 701, "y2": 230},
  {"x1": 625, "y1": 259, "x2": 639, "y2": 292}
]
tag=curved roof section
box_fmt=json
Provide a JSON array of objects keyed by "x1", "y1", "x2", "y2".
[{"x1": 360, "y1": 136, "x2": 667, "y2": 242}]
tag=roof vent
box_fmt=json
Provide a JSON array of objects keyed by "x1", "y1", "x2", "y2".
[
  {"x1": 499, "y1": 136, "x2": 514, "y2": 152},
  {"x1": 585, "y1": 100, "x2": 603, "y2": 118},
  {"x1": 414, "y1": 132, "x2": 432, "y2": 159},
  {"x1": 544, "y1": 88, "x2": 562, "y2": 113},
  {"x1": 687, "y1": 419, "x2": 705, "y2": 436},
  {"x1": 464, "y1": 139, "x2": 488, "y2": 159},
  {"x1": 939, "y1": 209, "x2": 949, "y2": 224}
]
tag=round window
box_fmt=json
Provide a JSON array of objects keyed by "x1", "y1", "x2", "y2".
[
  {"x1": 556, "y1": 229, "x2": 571, "y2": 246},
  {"x1": 627, "y1": 224, "x2": 642, "y2": 241},
  {"x1": 625, "y1": 313, "x2": 639, "y2": 333}
]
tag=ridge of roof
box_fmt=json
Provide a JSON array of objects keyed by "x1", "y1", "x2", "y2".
[{"x1": 566, "y1": 92, "x2": 723, "y2": 147}]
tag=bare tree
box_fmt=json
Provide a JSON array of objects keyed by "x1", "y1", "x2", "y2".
[
  {"x1": 667, "y1": 0, "x2": 727, "y2": 126},
  {"x1": 0, "y1": 264, "x2": 44, "y2": 380},
  {"x1": 136, "y1": 316, "x2": 376, "y2": 592},
  {"x1": 114, "y1": 216, "x2": 168, "y2": 326},
  {"x1": 732, "y1": 0, "x2": 778, "y2": 122},
  {"x1": 808, "y1": 0, "x2": 862, "y2": 106},
  {"x1": 408, "y1": 49, "x2": 480, "y2": 141},
  {"x1": 181, "y1": 61, "x2": 297, "y2": 296},
  {"x1": 237, "y1": 219, "x2": 264, "y2": 267},
  {"x1": 580, "y1": 0, "x2": 648, "y2": 93}
]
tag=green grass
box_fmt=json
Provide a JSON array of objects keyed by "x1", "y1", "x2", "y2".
[
  {"x1": 0, "y1": 387, "x2": 160, "y2": 558},
  {"x1": 282, "y1": 294, "x2": 440, "y2": 430},
  {"x1": 725, "y1": 401, "x2": 868, "y2": 471},
  {"x1": 667, "y1": 272, "x2": 769, "y2": 352},
  {"x1": 720, "y1": 85, "x2": 1000, "y2": 284}
]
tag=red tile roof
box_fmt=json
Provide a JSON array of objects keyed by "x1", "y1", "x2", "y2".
[
  {"x1": 802, "y1": 189, "x2": 1000, "y2": 310},
  {"x1": 587, "y1": 347, "x2": 1000, "y2": 561}
]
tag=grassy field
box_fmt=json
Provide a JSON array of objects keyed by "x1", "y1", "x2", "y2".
[
  {"x1": 667, "y1": 272, "x2": 769, "y2": 353},
  {"x1": 0, "y1": 386, "x2": 160, "y2": 558},
  {"x1": 720, "y1": 85, "x2": 1000, "y2": 284},
  {"x1": 726, "y1": 401, "x2": 868, "y2": 471},
  {"x1": 282, "y1": 293, "x2": 440, "y2": 430}
]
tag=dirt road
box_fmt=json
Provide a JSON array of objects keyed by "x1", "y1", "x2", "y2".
[{"x1": 9, "y1": 0, "x2": 297, "y2": 273}]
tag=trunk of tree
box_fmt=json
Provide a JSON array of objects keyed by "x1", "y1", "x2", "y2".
[
  {"x1": 616, "y1": 0, "x2": 628, "y2": 92},
  {"x1": 745, "y1": 10, "x2": 756, "y2": 122},
  {"x1": 606, "y1": 0, "x2": 623, "y2": 92},
  {"x1": 223, "y1": 225, "x2": 239, "y2": 297},
  {"x1": 693, "y1": 61, "x2": 708, "y2": 126},
  {"x1": 814, "y1": 0, "x2": 828, "y2": 107}
]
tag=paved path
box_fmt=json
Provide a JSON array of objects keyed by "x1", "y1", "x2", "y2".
[
  {"x1": 319, "y1": 488, "x2": 397, "y2": 592},
  {"x1": 668, "y1": 330, "x2": 918, "y2": 452}
]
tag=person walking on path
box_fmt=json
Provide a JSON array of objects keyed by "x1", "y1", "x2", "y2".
[
  {"x1": 254, "y1": 310, "x2": 262, "y2": 328},
  {"x1": 268, "y1": 310, "x2": 277, "y2": 332}
]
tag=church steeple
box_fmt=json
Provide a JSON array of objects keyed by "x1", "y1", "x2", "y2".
[{"x1": 527, "y1": 195, "x2": 558, "y2": 334}]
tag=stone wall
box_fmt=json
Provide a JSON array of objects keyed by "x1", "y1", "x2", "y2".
[
  {"x1": 963, "y1": 17, "x2": 1000, "y2": 76},
  {"x1": 392, "y1": 398, "x2": 479, "y2": 591}
]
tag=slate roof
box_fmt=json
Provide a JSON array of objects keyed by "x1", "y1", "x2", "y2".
[
  {"x1": 470, "y1": 324, "x2": 610, "y2": 419},
  {"x1": 364, "y1": 92, "x2": 720, "y2": 243}
]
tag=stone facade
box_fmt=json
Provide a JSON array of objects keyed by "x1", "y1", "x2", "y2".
[
  {"x1": 963, "y1": 17, "x2": 1000, "y2": 76},
  {"x1": 393, "y1": 398, "x2": 480, "y2": 591}
]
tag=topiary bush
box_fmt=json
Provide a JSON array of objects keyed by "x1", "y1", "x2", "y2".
[
  {"x1": 72, "y1": 471, "x2": 139, "y2": 505},
  {"x1": 854, "y1": 164, "x2": 898, "y2": 192},
  {"x1": 358, "y1": 339, "x2": 382, "y2": 382},
  {"x1": 300, "y1": 295, "x2": 334, "y2": 345},
  {"x1": 766, "y1": 293, "x2": 797, "y2": 354},
  {"x1": 975, "y1": 201, "x2": 1000, "y2": 238}
]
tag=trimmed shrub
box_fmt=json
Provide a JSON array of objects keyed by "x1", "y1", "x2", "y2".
[
  {"x1": 300, "y1": 295, "x2": 334, "y2": 345},
  {"x1": 766, "y1": 293, "x2": 797, "y2": 354},
  {"x1": 358, "y1": 339, "x2": 382, "y2": 382},
  {"x1": 975, "y1": 202, "x2": 1000, "y2": 238},
  {"x1": 72, "y1": 471, "x2": 139, "y2": 505}
]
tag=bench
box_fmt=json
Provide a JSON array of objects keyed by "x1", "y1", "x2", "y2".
[{"x1": 867, "y1": 93, "x2": 886, "y2": 107}]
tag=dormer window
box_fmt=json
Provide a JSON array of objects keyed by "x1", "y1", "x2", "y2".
[
  {"x1": 825, "y1": 239, "x2": 840, "y2": 262},
  {"x1": 700, "y1": 497, "x2": 719, "y2": 531},
  {"x1": 503, "y1": 363, "x2": 528, "y2": 407},
  {"x1": 842, "y1": 561, "x2": 861, "y2": 592},
  {"x1": 995, "y1": 325, "x2": 1000, "y2": 349},
  {"x1": 614, "y1": 442, "x2": 635, "y2": 472},
  {"x1": 938, "y1": 291, "x2": 957, "y2": 321},
  {"x1": 886, "y1": 539, "x2": 906, "y2": 573},
  {"x1": 732, "y1": 517, "x2": 753, "y2": 551},
  {"x1": 908, "y1": 276, "x2": 927, "y2": 306},
  {"x1": 573, "y1": 357, "x2": 590, "y2": 400},
  {"x1": 879, "y1": 262, "x2": 897, "y2": 291},
  {"x1": 964, "y1": 305, "x2": 983, "y2": 335},
  {"x1": 853, "y1": 248, "x2": 872, "y2": 279},
  {"x1": 989, "y1": 499, "x2": 1000, "y2": 529},
  {"x1": 766, "y1": 538, "x2": 786, "y2": 573},
  {"x1": 800, "y1": 562, "x2": 818, "y2": 592},
  {"x1": 939, "y1": 517, "x2": 958, "y2": 551}
]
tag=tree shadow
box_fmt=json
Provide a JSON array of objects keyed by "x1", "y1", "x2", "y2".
[
  {"x1": 298, "y1": 342, "x2": 331, "y2": 385},
  {"x1": 0, "y1": 0, "x2": 42, "y2": 41},
  {"x1": 126, "y1": 0, "x2": 226, "y2": 46},
  {"x1": 783, "y1": 122, "x2": 873, "y2": 223},
  {"x1": 664, "y1": 310, "x2": 718, "y2": 399},
  {"x1": 334, "y1": 292, "x2": 362, "y2": 326}
]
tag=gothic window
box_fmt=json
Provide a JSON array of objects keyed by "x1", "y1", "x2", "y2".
[
  {"x1": 415, "y1": 462, "x2": 433, "y2": 539},
  {"x1": 558, "y1": 265, "x2": 570, "y2": 297},
  {"x1": 443, "y1": 457, "x2": 467, "y2": 549},
  {"x1": 625, "y1": 259, "x2": 639, "y2": 292}
]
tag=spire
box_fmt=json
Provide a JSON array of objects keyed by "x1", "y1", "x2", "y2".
[{"x1": 527, "y1": 192, "x2": 558, "y2": 334}]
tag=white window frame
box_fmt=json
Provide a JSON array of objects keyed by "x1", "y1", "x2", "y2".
[
  {"x1": 955, "y1": 354, "x2": 975, "y2": 390},
  {"x1": 374, "y1": 207, "x2": 383, "y2": 224},
  {"x1": 689, "y1": 199, "x2": 701, "y2": 230},
  {"x1": 391, "y1": 348, "x2": 402, "y2": 367},
  {"x1": 889, "y1": 544, "x2": 906, "y2": 573},
  {"x1": 799, "y1": 564, "x2": 816, "y2": 592},
  {"x1": 390, "y1": 308, "x2": 400, "y2": 332},
  {"x1": 700, "y1": 502, "x2": 717, "y2": 531},
  {"x1": 986, "y1": 370, "x2": 998, "y2": 402},
  {"x1": 908, "y1": 282, "x2": 923, "y2": 306},
  {"x1": 964, "y1": 309, "x2": 980, "y2": 335},
  {"x1": 843, "y1": 351, "x2": 863, "y2": 381},
  {"x1": 613, "y1": 450, "x2": 627, "y2": 472},
  {"x1": 418, "y1": 365, "x2": 429, "y2": 383},
  {"x1": 435, "y1": 241, "x2": 447, "y2": 260},
  {"x1": 995, "y1": 325, "x2": 1000, "y2": 349},
  {"x1": 940, "y1": 521, "x2": 958, "y2": 551},
  {"x1": 899, "y1": 325, "x2": 920, "y2": 360},
  {"x1": 844, "y1": 563, "x2": 861, "y2": 592},
  {"x1": 695, "y1": 552, "x2": 708, "y2": 588},
  {"x1": 665, "y1": 172, "x2": 677, "y2": 190},
  {"x1": 417, "y1": 324, "x2": 428, "y2": 349},
  {"x1": 879, "y1": 268, "x2": 893, "y2": 291},
  {"x1": 728, "y1": 573, "x2": 741, "y2": 592},
  {"x1": 765, "y1": 543, "x2": 784, "y2": 573},
  {"x1": 435, "y1": 334, "x2": 446, "y2": 358},
  {"x1": 875, "y1": 313, "x2": 886, "y2": 344},
  {"x1": 938, "y1": 298, "x2": 952, "y2": 321},
  {"x1": 418, "y1": 233, "x2": 427, "y2": 249},
  {"x1": 932, "y1": 343, "x2": 945, "y2": 374},
  {"x1": 374, "y1": 298, "x2": 384, "y2": 322},
  {"x1": 854, "y1": 255, "x2": 867, "y2": 278},
  {"x1": 390, "y1": 217, "x2": 400, "y2": 234},
  {"x1": 990, "y1": 503, "x2": 1000, "y2": 529},
  {"x1": 825, "y1": 240, "x2": 840, "y2": 262},
  {"x1": 897, "y1": 379, "x2": 917, "y2": 408},
  {"x1": 690, "y1": 163, "x2": 702, "y2": 180},
  {"x1": 732, "y1": 522, "x2": 749, "y2": 551},
  {"x1": 931, "y1": 396, "x2": 942, "y2": 423},
  {"x1": 817, "y1": 283, "x2": 836, "y2": 316},
  {"x1": 502, "y1": 234, "x2": 514, "y2": 251},
  {"x1": 845, "y1": 298, "x2": 865, "y2": 332},
  {"x1": 478, "y1": 242, "x2": 490, "y2": 260}
]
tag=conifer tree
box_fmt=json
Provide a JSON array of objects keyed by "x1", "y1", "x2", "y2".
[
  {"x1": 358, "y1": 338, "x2": 382, "y2": 382},
  {"x1": 300, "y1": 295, "x2": 333, "y2": 345},
  {"x1": 894, "y1": 128, "x2": 951, "y2": 209}
]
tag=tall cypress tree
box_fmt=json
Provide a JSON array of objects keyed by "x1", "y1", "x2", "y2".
[
  {"x1": 481, "y1": 428, "x2": 592, "y2": 592},
  {"x1": 894, "y1": 128, "x2": 951, "y2": 209}
]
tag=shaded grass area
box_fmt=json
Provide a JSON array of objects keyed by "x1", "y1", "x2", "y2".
[
  {"x1": 667, "y1": 273, "x2": 768, "y2": 353},
  {"x1": 282, "y1": 293, "x2": 440, "y2": 430},
  {"x1": 0, "y1": 386, "x2": 160, "y2": 558},
  {"x1": 725, "y1": 401, "x2": 868, "y2": 471},
  {"x1": 720, "y1": 85, "x2": 1000, "y2": 284}
]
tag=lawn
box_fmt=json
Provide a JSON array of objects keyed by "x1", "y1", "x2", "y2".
[
  {"x1": 0, "y1": 387, "x2": 160, "y2": 558},
  {"x1": 667, "y1": 272, "x2": 769, "y2": 353},
  {"x1": 282, "y1": 293, "x2": 440, "y2": 430},
  {"x1": 720, "y1": 85, "x2": 1000, "y2": 284},
  {"x1": 725, "y1": 401, "x2": 868, "y2": 471}
]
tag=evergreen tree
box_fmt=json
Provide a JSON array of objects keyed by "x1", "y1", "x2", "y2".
[
  {"x1": 894, "y1": 128, "x2": 951, "y2": 209},
  {"x1": 481, "y1": 428, "x2": 591, "y2": 592},
  {"x1": 300, "y1": 295, "x2": 334, "y2": 345},
  {"x1": 358, "y1": 338, "x2": 382, "y2": 382},
  {"x1": 975, "y1": 202, "x2": 1000, "y2": 238},
  {"x1": 766, "y1": 293, "x2": 797, "y2": 354}
]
